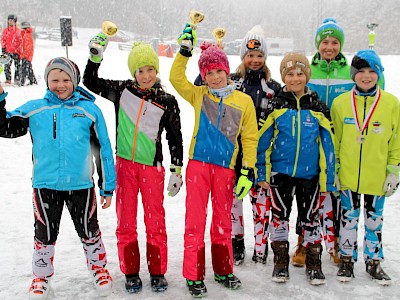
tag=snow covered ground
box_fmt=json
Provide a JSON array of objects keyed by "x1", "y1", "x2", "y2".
[{"x1": 1, "y1": 29, "x2": 400, "y2": 299}]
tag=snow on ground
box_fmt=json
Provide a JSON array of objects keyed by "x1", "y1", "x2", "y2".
[{"x1": 0, "y1": 30, "x2": 400, "y2": 299}]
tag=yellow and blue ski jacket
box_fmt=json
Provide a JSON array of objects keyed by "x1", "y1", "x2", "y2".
[
  {"x1": 257, "y1": 87, "x2": 336, "y2": 192},
  {"x1": 170, "y1": 52, "x2": 258, "y2": 171}
]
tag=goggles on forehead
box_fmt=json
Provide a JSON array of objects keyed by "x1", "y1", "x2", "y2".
[{"x1": 246, "y1": 39, "x2": 261, "y2": 50}]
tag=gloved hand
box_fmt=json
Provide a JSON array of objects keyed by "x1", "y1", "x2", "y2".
[
  {"x1": 167, "y1": 165, "x2": 183, "y2": 197},
  {"x1": 0, "y1": 53, "x2": 11, "y2": 65},
  {"x1": 88, "y1": 33, "x2": 108, "y2": 63},
  {"x1": 236, "y1": 168, "x2": 255, "y2": 200},
  {"x1": 178, "y1": 23, "x2": 197, "y2": 55},
  {"x1": 383, "y1": 165, "x2": 400, "y2": 197}
]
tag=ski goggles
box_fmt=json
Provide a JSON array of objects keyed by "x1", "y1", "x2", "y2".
[{"x1": 246, "y1": 39, "x2": 262, "y2": 50}]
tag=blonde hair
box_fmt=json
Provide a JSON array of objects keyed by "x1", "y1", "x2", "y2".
[{"x1": 235, "y1": 61, "x2": 271, "y2": 81}]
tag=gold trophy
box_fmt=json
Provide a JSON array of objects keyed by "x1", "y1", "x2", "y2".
[
  {"x1": 213, "y1": 27, "x2": 226, "y2": 49},
  {"x1": 180, "y1": 10, "x2": 205, "y2": 52},
  {"x1": 89, "y1": 20, "x2": 118, "y2": 56}
]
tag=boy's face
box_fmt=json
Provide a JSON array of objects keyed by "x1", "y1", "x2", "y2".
[
  {"x1": 8, "y1": 19, "x2": 15, "y2": 26},
  {"x1": 354, "y1": 67, "x2": 378, "y2": 92},
  {"x1": 48, "y1": 69, "x2": 74, "y2": 100},
  {"x1": 243, "y1": 50, "x2": 265, "y2": 71},
  {"x1": 205, "y1": 69, "x2": 228, "y2": 89},
  {"x1": 284, "y1": 68, "x2": 307, "y2": 97},
  {"x1": 318, "y1": 36, "x2": 340, "y2": 61},
  {"x1": 135, "y1": 65, "x2": 157, "y2": 89}
]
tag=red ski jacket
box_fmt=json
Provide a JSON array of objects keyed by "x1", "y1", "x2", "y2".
[
  {"x1": 1, "y1": 26, "x2": 22, "y2": 54},
  {"x1": 20, "y1": 28, "x2": 34, "y2": 61}
]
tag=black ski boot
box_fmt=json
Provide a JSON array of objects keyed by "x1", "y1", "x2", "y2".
[
  {"x1": 214, "y1": 273, "x2": 242, "y2": 289},
  {"x1": 125, "y1": 274, "x2": 142, "y2": 293},
  {"x1": 271, "y1": 241, "x2": 290, "y2": 283},
  {"x1": 186, "y1": 279, "x2": 207, "y2": 297},
  {"x1": 150, "y1": 275, "x2": 168, "y2": 292},
  {"x1": 305, "y1": 243, "x2": 326, "y2": 285},
  {"x1": 366, "y1": 259, "x2": 392, "y2": 286},
  {"x1": 252, "y1": 248, "x2": 267, "y2": 264},
  {"x1": 232, "y1": 237, "x2": 245, "y2": 265},
  {"x1": 336, "y1": 256, "x2": 354, "y2": 282}
]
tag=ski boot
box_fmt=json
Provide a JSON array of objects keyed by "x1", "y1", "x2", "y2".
[
  {"x1": 366, "y1": 259, "x2": 392, "y2": 286},
  {"x1": 29, "y1": 277, "x2": 51, "y2": 300},
  {"x1": 186, "y1": 279, "x2": 207, "y2": 298},
  {"x1": 305, "y1": 243, "x2": 326, "y2": 285},
  {"x1": 214, "y1": 273, "x2": 241, "y2": 289},
  {"x1": 252, "y1": 248, "x2": 267, "y2": 264},
  {"x1": 271, "y1": 241, "x2": 290, "y2": 283},
  {"x1": 328, "y1": 237, "x2": 342, "y2": 264},
  {"x1": 232, "y1": 237, "x2": 245, "y2": 265},
  {"x1": 336, "y1": 255, "x2": 354, "y2": 282},
  {"x1": 150, "y1": 275, "x2": 168, "y2": 292},
  {"x1": 92, "y1": 268, "x2": 112, "y2": 296},
  {"x1": 291, "y1": 235, "x2": 306, "y2": 267},
  {"x1": 125, "y1": 274, "x2": 142, "y2": 293}
]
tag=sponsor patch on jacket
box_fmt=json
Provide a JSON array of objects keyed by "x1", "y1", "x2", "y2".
[
  {"x1": 372, "y1": 121, "x2": 383, "y2": 134},
  {"x1": 344, "y1": 117, "x2": 355, "y2": 124},
  {"x1": 303, "y1": 114, "x2": 316, "y2": 127},
  {"x1": 72, "y1": 113, "x2": 86, "y2": 118}
]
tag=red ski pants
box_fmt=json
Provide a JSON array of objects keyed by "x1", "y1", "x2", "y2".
[
  {"x1": 183, "y1": 160, "x2": 236, "y2": 280},
  {"x1": 115, "y1": 157, "x2": 167, "y2": 275}
]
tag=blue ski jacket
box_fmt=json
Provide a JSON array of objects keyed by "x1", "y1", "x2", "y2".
[
  {"x1": 256, "y1": 87, "x2": 336, "y2": 192},
  {"x1": 0, "y1": 87, "x2": 116, "y2": 195}
]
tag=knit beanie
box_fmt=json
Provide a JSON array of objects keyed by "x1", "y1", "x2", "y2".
[
  {"x1": 315, "y1": 18, "x2": 344, "y2": 51},
  {"x1": 127, "y1": 42, "x2": 159, "y2": 77},
  {"x1": 350, "y1": 49, "x2": 383, "y2": 81},
  {"x1": 280, "y1": 52, "x2": 311, "y2": 83},
  {"x1": 198, "y1": 41, "x2": 230, "y2": 80},
  {"x1": 240, "y1": 25, "x2": 267, "y2": 60},
  {"x1": 44, "y1": 57, "x2": 80, "y2": 90}
]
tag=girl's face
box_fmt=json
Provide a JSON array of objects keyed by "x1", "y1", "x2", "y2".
[
  {"x1": 135, "y1": 65, "x2": 157, "y2": 89},
  {"x1": 47, "y1": 69, "x2": 73, "y2": 100},
  {"x1": 318, "y1": 36, "x2": 341, "y2": 61},
  {"x1": 243, "y1": 50, "x2": 265, "y2": 71},
  {"x1": 205, "y1": 69, "x2": 228, "y2": 89},
  {"x1": 284, "y1": 69, "x2": 307, "y2": 98},
  {"x1": 354, "y1": 67, "x2": 378, "y2": 92}
]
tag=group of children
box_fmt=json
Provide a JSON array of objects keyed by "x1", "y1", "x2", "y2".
[{"x1": 0, "y1": 14, "x2": 398, "y2": 300}]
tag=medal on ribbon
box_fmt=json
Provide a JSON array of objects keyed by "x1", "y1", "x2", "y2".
[{"x1": 350, "y1": 87, "x2": 381, "y2": 144}]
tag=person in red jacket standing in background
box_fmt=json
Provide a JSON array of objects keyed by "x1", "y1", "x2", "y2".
[
  {"x1": 19, "y1": 21, "x2": 37, "y2": 86},
  {"x1": 1, "y1": 14, "x2": 21, "y2": 85}
]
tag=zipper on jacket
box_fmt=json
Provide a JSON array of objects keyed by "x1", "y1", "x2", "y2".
[
  {"x1": 356, "y1": 96, "x2": 367, "y2": 191},
  {"x1": 53, "y1": 113, "x2": 57, "y2": 139},
  {"x1": 291, "y1": 96, "x2": 302, "y2": 177},
  {"x1": 325, "y1": 65, "x2": 331, "y2": 106},
  {"x1": 131, "y1": 98, "x2": 145, "y2": 160}
]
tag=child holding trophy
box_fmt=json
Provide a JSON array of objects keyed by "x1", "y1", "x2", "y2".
[
  {"x1": 83, "y1": 21, "x2": 184, "y2": 294},
  {"x1": 170, "y1": 15, "x2": 258, "y2": 297}
]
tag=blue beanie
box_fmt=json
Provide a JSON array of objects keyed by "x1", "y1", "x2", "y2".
[
  {"x1": 315, "y1": 18, "x2": 344, "y2": 51},
  {"x1": 350, "y1": 49, "x2": 383, "y2": 81}
]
